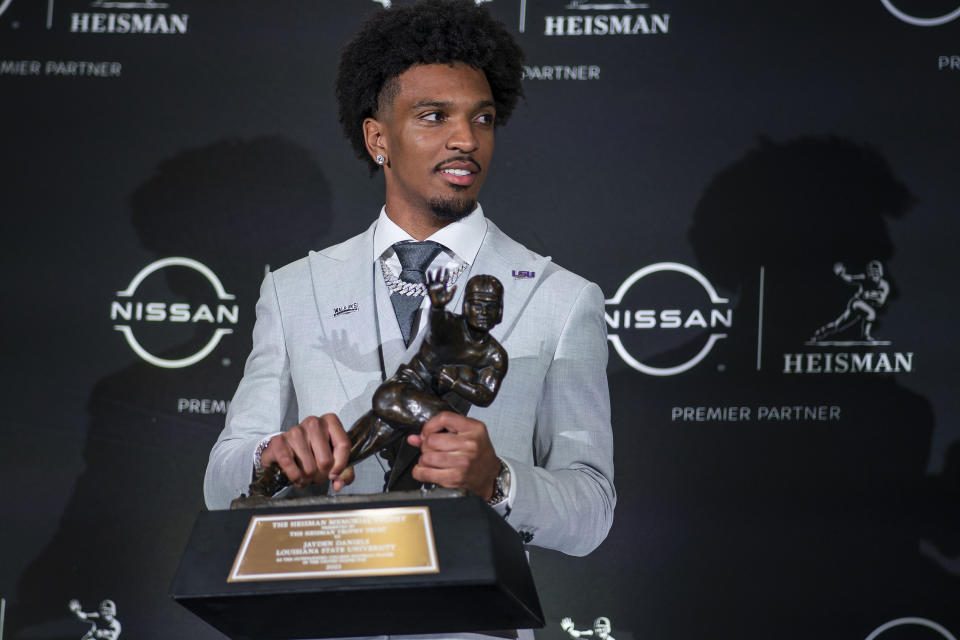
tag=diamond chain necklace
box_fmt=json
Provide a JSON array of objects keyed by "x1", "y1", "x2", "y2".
[{"x1": 379, "y1": 258, "x2": 468, "y2": 297}]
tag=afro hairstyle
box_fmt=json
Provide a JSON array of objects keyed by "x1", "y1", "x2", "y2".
[{"x1": 336, "y1": 0, "x2": 525, "y2": 174}]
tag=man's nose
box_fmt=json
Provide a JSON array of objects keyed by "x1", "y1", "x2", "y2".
[{"x1": 446, "y1": 116, "x2": 479, "y2": 153}]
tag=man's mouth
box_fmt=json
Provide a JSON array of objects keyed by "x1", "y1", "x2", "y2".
[{"x1": 436, "y1": 159, "x2": 481, "y2": 187}]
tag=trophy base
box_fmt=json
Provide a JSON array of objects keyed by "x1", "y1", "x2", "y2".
[{"x1": 171, "y1": 491, "x2": 543, "y2": 640}]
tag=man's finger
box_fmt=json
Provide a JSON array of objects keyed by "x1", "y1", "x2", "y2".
[
  {"x1": 420, "y1": 432, "x2": 473, "y2": 453},
  {"x1": 263, "y1": 436, "x2": 305, "y2": 485},
  {"x1": 420, "y1": 414, "x2": 452, "y2": 437},
  {"x1": 419, "y1": 450, "x2": 470, "y2": 470},
  {"x1": 287, "y1": 425, "x2": 320, "y2": 481},
  {"x1": 300, "y1": 418, "x2": 332, "y2": 482},
  {"x1": 421, "y1": 411, "x2": 475, "y2": 436},
  {"x1": 332, "y1": 465, "x2": 356, "y2": 492},
  {"x1": 411, "y1": 464, "x2": 460, "y2": 488},
  {"x1": 321, "y1": 413, "x2": 351, "y2": 477}
]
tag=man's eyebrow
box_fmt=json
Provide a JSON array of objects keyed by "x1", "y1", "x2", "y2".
[
  {"x1": 410, "y1": 99, "x2": 497, "y2": 111},
  {"x1": 411, "y1": 100, "x2": 451, "y2": 110}
]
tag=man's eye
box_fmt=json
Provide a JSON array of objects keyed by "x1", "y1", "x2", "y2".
[
  {"x1": 475, "y1": 113, "x2": 494, "y2": 124},
  {"x1": 422, "y1": 112, "x2": 443, "y2": 121}
]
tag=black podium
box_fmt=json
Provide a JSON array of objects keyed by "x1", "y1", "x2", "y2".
[{"x1": 170, "y1": 490, "x2": 543, "y2": 640}]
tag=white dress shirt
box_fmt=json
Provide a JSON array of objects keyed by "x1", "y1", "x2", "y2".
[{"x1": 373, "y1": 204, "x2": 487, "y2": 340}]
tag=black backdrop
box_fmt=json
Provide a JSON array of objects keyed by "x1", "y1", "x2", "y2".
[{"x1": 2, "y1": 1, "x2": 959, "y2": 639}]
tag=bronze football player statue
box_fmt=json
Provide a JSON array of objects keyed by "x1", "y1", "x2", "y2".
[{"x1": 248, "y1": 272, "x2": 507, "y2": 497}]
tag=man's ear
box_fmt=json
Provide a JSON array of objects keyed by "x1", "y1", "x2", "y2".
[{"x1": 363, "y1": 118, "x2": 387, "y2": 166}]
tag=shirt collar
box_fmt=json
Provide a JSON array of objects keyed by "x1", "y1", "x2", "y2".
[{"x1": 372, "y1": 204, "x2": 487, "y2": 265}]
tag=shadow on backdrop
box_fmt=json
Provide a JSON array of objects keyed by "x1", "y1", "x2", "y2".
[
  {"x1": 535, "y1": 136, "x2": 958, "y2": 640},
  {"x1": 13, "y1": 137, "x2": 333, "y2": 639}
]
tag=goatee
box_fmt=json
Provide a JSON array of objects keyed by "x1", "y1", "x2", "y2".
[{"x1": 429, "y1": 196, "x2": 476, "y2": 222}]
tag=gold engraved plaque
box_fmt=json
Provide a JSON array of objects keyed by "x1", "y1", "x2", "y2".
[{"x1": 228, "y1": 506, "x2": 439, "y2": 582}]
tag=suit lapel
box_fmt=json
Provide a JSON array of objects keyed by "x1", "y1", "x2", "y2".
[
  {"x1": 308, "y1": 223, "x2": 384, "y2": 406},
  {"x1": 375, "y1": 266, "x2": 410, "y2": 378},
  {"x1": 470, "y1": 220, "x2": 552, "y2": 344}
]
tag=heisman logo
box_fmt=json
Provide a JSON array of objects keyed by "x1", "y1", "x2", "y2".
[
  {"x1": 69, "y1": 0, "x2": 188, "y2": 34},
  {"x1": 782, "y1": 260, "x2": 914, "y2": 374},
  {"x1": 880, "y1": 0, "x2": 960, "y2": 26},
  {"x1": 110, "y1": 257, "x2": 238, "y2": 369},
  {"x1": 69, "y1": 598, "x2": 122, "y2": 639},
  {"x1": 809, "y1": 261, "x2": 890, "y2": 346},
  {"x1": 605, "y1": 262, "x2": 731, "y2": 376},
  {"x1": 542, "y1": 0, "x2": 669, "y2": 36},
  {"x1": 561, "y1": 615, "x2": 615, "y2": 640}
]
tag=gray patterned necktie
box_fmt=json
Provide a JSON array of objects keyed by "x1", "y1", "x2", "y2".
[{"x1": 389, "y1": 241, "x2": 443, "y2": 346}]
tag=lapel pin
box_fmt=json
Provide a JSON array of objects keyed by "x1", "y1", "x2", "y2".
[{"x1": 333, "y1": 302, "x2": 359, "y2": 317}]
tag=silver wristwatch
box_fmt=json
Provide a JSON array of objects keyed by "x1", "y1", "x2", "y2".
[{"x1": 487, "y1": 459, "x2": 511, "y2": 506}]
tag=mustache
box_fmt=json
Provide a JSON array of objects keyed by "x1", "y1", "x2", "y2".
[{"x1": 434, "y1": 156, "x2": 482, "y2": 173}]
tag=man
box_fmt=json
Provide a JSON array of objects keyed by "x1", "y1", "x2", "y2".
[{"x1": 204, "y1": 0, "x2": 614, "y2": 560}]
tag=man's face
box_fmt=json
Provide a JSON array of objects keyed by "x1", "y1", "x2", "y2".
[
  {"x1": 465, "y1": 294, "x2": 502, "y2": 333},
  {"x1": 373, "y1": 62, "x2": 496, "y2": 222}
]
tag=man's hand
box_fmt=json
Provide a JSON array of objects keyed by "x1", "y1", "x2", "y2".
[
  {"x1": 406, "y1": 411, "x2": 500, "y2": 500},
  {"x1": 426, "y1": 269, "x2": 455, "y2": 308},
  {"x1": 261, "y1": 414, "x2": 355, "y2": 491}
]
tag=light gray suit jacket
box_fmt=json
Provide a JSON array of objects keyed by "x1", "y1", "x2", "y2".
[{"x1": 204, "y1": 218, "x2": 615, "y2": 556}]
